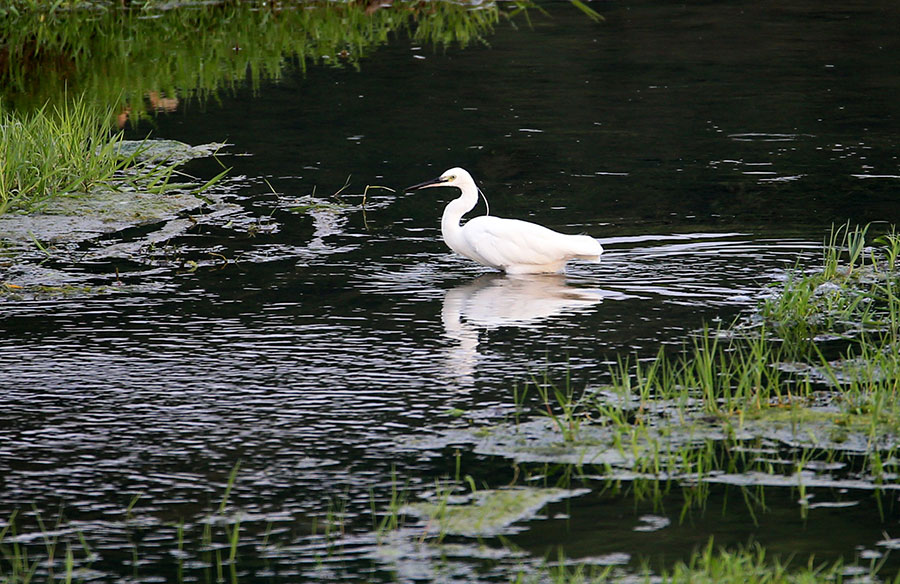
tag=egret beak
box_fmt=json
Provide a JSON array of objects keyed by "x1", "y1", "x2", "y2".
[{"x1": 406, "y1": 176, "x2": 447, "y2": 192}]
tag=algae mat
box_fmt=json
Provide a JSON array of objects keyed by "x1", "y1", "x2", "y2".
[
  {"x1": 402, "y1": 487, "x2": 589, "y2": 537},
  {"x1": 0, "y1": 140, "x2": 228, "y2": 246}
]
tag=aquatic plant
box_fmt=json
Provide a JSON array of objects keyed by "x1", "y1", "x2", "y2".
[
  {"x1": 403, "y1": 485, "x2": 587, "y2": 538},
  {"x1": 0, "y1": 96, "x2": 223, "y2": 214},
  {"x1": 532, "y1": 368, "x2": 594, "y2": 442},
  {"x1": 653, "y1": 539, "x2": 892, "y2": 584},
  {"x1": 513, "y1": 539, "x2": 893, "y2": 584},
  {"x1": 1, "y1": 97, "x2": 125, "y2": 213},
  {"x1": 757, "y1": 222, "x2": 900, "y2": 342},
  {"x1": 0, "y1": 465, "x2": 246, "y2": 584},
  {"x1": 3, "y1": 455, "x2": 896, "y2": 584}
]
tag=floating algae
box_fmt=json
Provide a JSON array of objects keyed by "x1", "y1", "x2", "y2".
[
  {"x1": 399, "y1": 396, "x2": 900, "y2": 491},
  {"x1": 113, "y1": 139, "x2": 227, "y2": 165},
  {"x1": 0, "y1": 139, "x2": 241, "y2": 299},
  {"x1": 366, "y1": 530, "x2": 529, "y2": 583},
  {"x1": 402, "y1": 487, "x2": 589, "y2": 537},
  {"x1": 0, "y1": 189, "x2": 209, "y2": 246},
  {"x1": 0, "y1": 140, "x2": 230, "y2": 247}
]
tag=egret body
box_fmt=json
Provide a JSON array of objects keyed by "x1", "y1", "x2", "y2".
[{"x1": 408, "y1": 167, "x2": 603, "y2": 274}]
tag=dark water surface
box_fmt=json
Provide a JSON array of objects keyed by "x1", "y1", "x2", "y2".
[{"x1": 2, "y1": 0, "x2": 900, "y2": 580}]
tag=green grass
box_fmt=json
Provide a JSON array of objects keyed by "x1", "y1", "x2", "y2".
[
  {"x1": 515, "y1": 540, "x2": 896, "y2": 584},
  {"x1": 0, "y1": 96, "x2": 227, "y2": 215},
  {"x1": 656, "y1": 540, "x2": 895, "y2": 584},
  {"x1": 484, "y1": 224, "x2": 900, "y2": 516},
  {"x1": 756, "y1": 222, "x2": 900, "y2": 343},
  {"x1": 0, "y1": 97, "x2": 178, "y2": 214},
  {"x1": 1, "y1": 98, "x2": 124, "y2": 213}
]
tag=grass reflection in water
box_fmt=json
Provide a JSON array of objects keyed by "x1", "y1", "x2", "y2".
[{"x1": 0, "y1": 0, "x2": 600, "y2": 116}]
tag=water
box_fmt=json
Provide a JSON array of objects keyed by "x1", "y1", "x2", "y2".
[{"x1": 2, "y1": 0, "x2": 900, "y2": 580}]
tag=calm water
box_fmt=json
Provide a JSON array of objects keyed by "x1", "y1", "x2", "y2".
[{"x1": 2, "y1": 0, "x2": 900, "y2": 580}]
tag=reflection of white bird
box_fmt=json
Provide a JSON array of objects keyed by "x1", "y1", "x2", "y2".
[
  {"x1": 441, "y1": 274, "x2": 603, "y2": 383},
  {"x1": 407, "y1": 167, "x2": 603, "y2": 274},
  {"x1": 444, "y1": 274, "x2": 603, "y2": 329}
]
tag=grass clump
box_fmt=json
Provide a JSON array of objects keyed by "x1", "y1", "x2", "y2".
[
  {"x1": 0, "y1": 97, "x2": 179, "y2": 215},
  {"x1": 0, "y1": 96, "x2": 225, "y2": 216},
  {"x1": 512, "y1": 540, "x2": 894, "y2": 584},
  {"x1": 656, "y1": 540, "x2": 892, "y2": 584},
  {"x1": 1, "y1": 98, "x2": 121, "y2": 213},
  {"x1": 756, "y1": 222, "x2": 900, "y2": 343},
  {"x1": 613, "y1": 223, "x2": 900, "y2": 414}
]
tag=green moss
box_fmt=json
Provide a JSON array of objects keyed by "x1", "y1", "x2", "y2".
[{"x1": 403, "y1": 487, "x2": 586, "y2": 537}]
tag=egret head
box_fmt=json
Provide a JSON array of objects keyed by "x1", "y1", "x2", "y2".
[{"x1": 406, "y1": 167, "x2": 473, "y2": 191}]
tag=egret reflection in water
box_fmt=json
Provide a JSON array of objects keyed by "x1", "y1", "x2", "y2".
[{"x1": 441, "y1": 273, "x2": 605, "y2": 382}]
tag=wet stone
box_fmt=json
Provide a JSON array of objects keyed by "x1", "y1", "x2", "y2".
[{"x1": 114, "y1": 139, "x2": 229, "y2": 165}]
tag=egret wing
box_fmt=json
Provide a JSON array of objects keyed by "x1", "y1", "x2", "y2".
[{"x1": 462, "y1": 217, "x2": 571, "y2": 269}]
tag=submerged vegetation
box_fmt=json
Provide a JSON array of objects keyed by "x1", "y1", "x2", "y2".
[
  {"x1": 1, "y1": 476, "x2": 896, "y2": 583},
  {"x1": 2, "y1": 469, "x2": 896, "y2": 584},
  {"x1": 516, "y1": 541, "x2": 898, "y2": 584}
]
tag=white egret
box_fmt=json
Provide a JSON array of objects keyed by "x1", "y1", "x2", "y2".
[{"x1": 407, "y1": 167, "x2": 603, "y2": 274}]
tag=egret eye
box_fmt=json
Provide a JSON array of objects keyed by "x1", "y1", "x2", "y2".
[{"x1": 447, "y1": 175, "x2": 456, "y2": 181}]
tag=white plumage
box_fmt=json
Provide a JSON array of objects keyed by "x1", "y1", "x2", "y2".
[{"x1": 407, "y1": 167, "x2": 603, "y2": 274}]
